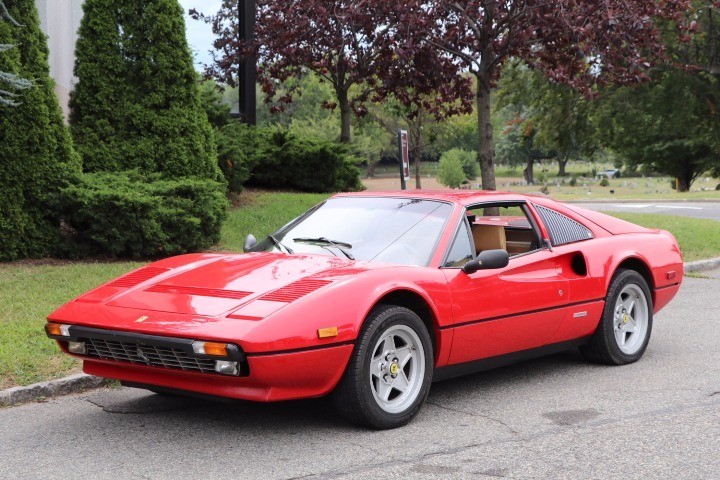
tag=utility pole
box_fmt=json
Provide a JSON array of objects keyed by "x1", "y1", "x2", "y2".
[{"x1": 237, "y1": 0, "x2": 256, "y2": 125}]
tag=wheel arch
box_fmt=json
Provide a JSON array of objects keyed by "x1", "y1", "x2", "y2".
[
  {"x1": 613, "y1": 256, "x2": 655, "y2": 302},
  {"x1": 372, "y1": 289, "x2": 440, "y2": 360}
]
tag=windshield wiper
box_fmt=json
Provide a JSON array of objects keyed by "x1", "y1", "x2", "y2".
[
  {"x1": 268, "y1": 235, "x2": 294, "y2": 254},
  {"x1": 293, "y1": 237, "x2": 355, "y2": 260}
]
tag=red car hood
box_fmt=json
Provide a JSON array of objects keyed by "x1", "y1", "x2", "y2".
[{"x1": 82, "y1": 253, "x2": 370, "y2": 317}]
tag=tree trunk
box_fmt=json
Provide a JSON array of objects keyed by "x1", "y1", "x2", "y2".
[
  {"x1": 368, "y1": 150, "x2": 380, "y2": 178},
  {"x1": 476, "y1": 76, "x2": 496, "y2": 191},
  {"x1": 338, "y1": 89, "x2": 351, "y2": 144},
  {"x1": 524, "y1": 158, "x2": 534, "y2": 185},
  {"x1": 558, "y1": 155, "x2": 569, "y2": 177}
]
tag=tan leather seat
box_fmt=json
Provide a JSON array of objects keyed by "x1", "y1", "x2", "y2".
[{"x1": 472, "y1": 224, "x2": 507, "y2": 253}]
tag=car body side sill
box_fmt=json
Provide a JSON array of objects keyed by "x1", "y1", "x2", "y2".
[{"x1": 433, "y1": 338, "x2": 590, "y2": 382}]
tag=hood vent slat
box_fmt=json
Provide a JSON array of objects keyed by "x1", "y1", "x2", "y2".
[
  {"x1": 146, "y1": 285, "x2": 251, "y2": 300},
  {"x1": 108, "y1": 267, "x2": 169, "y2": 288},
  {"x1": 260, "y1": 279, "x2": 332, "y2": 303}
]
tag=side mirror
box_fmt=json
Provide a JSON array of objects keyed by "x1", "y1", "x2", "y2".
[
  {"x1": 243, "y1": 234, "x2": 258, "y2": 252},
  {"x1": 462, "y1": 249, "x2": 510, "y2": 274}
]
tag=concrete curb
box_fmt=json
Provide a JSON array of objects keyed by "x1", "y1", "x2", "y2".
[
  {"x1": 0, "y1": 374, "x2": 113, "y2": 407},
  {"x1": 683, "y1": 257, "x2": 720, "y2": 273},
  {"x1": 2, "y1": 256, "x2": 719, "y2": 407}
]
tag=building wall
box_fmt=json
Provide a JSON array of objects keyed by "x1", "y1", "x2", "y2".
[{"x1": 36, "y1": 0, "x2": 84, "y2": 119}]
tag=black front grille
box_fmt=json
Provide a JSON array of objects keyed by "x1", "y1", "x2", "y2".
[{"x1": 82, "y1": 337, "x2": 217, "y2": 374}]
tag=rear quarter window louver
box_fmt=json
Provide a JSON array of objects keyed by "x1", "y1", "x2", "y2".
[{"x1": 535, "y1": 205, "x2": 593, "y2": 247}]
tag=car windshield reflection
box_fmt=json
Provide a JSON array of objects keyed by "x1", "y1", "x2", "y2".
[{"x1": 252, "y1": 197, "x2": 453, "y2": 266}]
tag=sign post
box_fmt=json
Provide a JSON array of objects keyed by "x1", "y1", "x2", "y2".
[
  {"x1": 237, "y1": 0, "x2": 256, "y2": 125},
  {"x1": 398, "y1": 130, "x2": 410, "y2": 190}
]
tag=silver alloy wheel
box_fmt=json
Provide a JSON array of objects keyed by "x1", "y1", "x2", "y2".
[
  {"x1": 369, "y1": 325, "x2": 426, "y2": 414},
  {"x1": 613, "y1": 283, "x2": 649, "y2": 355}
]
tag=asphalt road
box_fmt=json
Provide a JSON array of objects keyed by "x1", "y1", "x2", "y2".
[
  {"x1": 2, "y1": 275, "x2": 719, "y2": 480},
  {"x1": 576, "y1": 202, "x2": 720, "y2": 222}
]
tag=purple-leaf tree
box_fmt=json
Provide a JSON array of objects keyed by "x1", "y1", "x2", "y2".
[
  {"x1": 191, "y1": 0, "x2": 471, "y2": 144},
  {"x1": 396, "y1": 0, "x2": 690, "y2": 190}
]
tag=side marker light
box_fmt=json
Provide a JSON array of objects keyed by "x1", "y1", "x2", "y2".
[{"x1": 318, "y1": 327, "x2": 339, "y2": 339}]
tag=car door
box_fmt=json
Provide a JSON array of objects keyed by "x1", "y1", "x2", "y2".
[{"x1": 441, "y1": 202, "x2": 569, "y2": 365}]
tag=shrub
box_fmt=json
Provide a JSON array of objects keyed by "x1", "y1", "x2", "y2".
[
  {"x1": 599, "y1": 178, "x2": 610, "y2": 187},
  {"x1": 440, "y1": 148, "x2": 479, "y2": 179},
  {"x1": 437, "y1": 155, "x2": 466, "y2": 189},
  {"x1": 0, "y1": 1, "x2": 81, "y2": 261},
  {"x1": 569, "y1": 176, "x2": 578, "y2": 187},
  {"x1": 216, "y1": 121, "x2": 261, "y2": 193},
  {"x1": 57, "y1": 172, "x2": 228, "y2": 258},
  {"x1": 69, "y1": 0, "x2": 220, "y2": 181},
  {"x1": 249, "y1": 129, "x2": 363, "y2": 193}
]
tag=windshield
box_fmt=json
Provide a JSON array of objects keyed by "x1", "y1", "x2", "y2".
[{"x1": 251, "y1": 197, "x2": 453, "y2": 266}]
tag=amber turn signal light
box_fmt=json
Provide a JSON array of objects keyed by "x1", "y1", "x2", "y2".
[
  {"x1": 192, "y1": 341, "x2": 229, "y2": 357},
  {"x1": 318, "y1": 327, "x2": 338, "y2": 339},
  {"x1": 46, "y1": 323, "x2": 71, "y2": 338}
]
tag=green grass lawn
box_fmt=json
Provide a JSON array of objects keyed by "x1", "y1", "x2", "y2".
[
  {"x1": 601, "y1": 212, "x2": 720, "y2": 263},
  {"x1": 0, "y1": 190, "x2": 717, "y2": 389}
]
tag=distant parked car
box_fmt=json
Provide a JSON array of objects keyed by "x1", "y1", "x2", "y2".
[{"x1": 597, "y1": 169, "x2": 622, "y2": 179}]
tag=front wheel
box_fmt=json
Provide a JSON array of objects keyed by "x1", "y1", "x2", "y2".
[
  {"x1": 332, "y1": 305, "x2": 433, "y2": 429},
  {"x1": 580, "y1": 269, "x2": 653, "y2": 365}
]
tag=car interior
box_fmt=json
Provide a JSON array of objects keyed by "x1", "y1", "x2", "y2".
[{"x1": 467, "y1": 204, "x2": 541, "y2": 257}]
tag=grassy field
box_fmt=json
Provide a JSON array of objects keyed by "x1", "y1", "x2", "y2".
[
  {"x1": 603, "y1": 212, "x2": 720, "y2": 262},
  {"x1": 0, "y1": 190, "x2": 718, "y2": 389}
]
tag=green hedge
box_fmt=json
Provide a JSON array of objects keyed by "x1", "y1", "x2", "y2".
[
  {"x1": 217, "y1": 123, "x2": 363, "y2": 194},
  {"x1": 57, "y1": 172, "x2": 228, "y2": 258}
]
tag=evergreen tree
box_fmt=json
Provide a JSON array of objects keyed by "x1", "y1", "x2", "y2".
[
  {"x1": 70, "y1": 0, "x2": 219, "y2": 180},
  {"x1": 0, "y1": 0, "x2": 81, "y2": 260},
  {"x1": 0, "y1": 0, "x2": 32, "y2": 106}
]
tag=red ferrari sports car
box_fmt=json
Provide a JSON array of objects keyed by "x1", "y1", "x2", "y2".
[{"x1": 46, "y1": 191, "x2": 682, "y2": 428}]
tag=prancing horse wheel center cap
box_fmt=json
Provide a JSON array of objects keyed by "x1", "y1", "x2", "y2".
[{"x1": 389, "y1": 362, "x2": 399, "y2": 376}]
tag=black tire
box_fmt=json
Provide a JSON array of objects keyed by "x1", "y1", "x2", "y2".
[
  {"x1": 580, "y1": 269, "x2": 653, "y2": 365},
  {"x1": 332, "y1": 305, "x2": 433, "y2": 429}
]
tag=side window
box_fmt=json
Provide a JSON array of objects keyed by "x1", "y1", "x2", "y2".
[
  {"x1": 443, "y1": 220, "x2": 474, "y2": 267},
  {"x1": 466, "y1": 203, "x2": 541, "y2": 257},
  {"x1": 534, "y1": 205, "x2": 593, "y2": 246}
]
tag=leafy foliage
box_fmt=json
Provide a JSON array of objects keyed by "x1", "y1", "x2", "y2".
[
  {"x1": 192, "y1": 1, "x2": 471, "y2": 143},
  {"x1": 495, "y1": 61, "x2": 597, "y2": 176},
  {"x1": 70, "y1": 0, "x2": 220, "y2": 181},
  {"x1": 216, "y1": 121, "x2": 260, "y2": 193},
  {"x1": 248, "y1": 129, "x2": 363, "y2": 193},
  {"x1": 437, "y1": 155, "x2": 467, "y2": 189},
  {"x1": 0, "y1": 0, "x2": 81, "y2": 260},
  {"x1": 398, "y1": 0, "x2": 690, "y2": 190},
  {"x1": 199, "y1": 80, "x2": 232, "y2": 129},
  {"x1": 594, "y1": 2, "x2": 720, "y2": 191},
  {"x1": 440, "y1": 148, "x2": 479, "y2": 180},
  {"x1": 0, "y1": 0, "x2": 32, "y2": 106},
  {"x1": 57, "y1": 172, "x2": 228, "y2": 258}
]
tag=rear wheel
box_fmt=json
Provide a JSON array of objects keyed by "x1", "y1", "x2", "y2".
[
  {"x1": 332, "y1": 305, "x2": 433, "y2": 429},
  {"x1": 581, "y1": 269, "x2": 653, "y2": 365}
]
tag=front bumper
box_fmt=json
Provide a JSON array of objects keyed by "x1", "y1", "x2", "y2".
[
  {"x1": 82, "y1": 343, "x2": 354, "y2": 402},
  {"x1": 48, "y1": 325, "x2": 354, "y2": 402}
]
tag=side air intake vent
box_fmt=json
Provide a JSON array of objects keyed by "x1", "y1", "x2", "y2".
[
  {"x1": 108, "y1": 267, "x2": 169, "y2": 288},
  {"x1": 535, "y1": 205, "x2": 593, "y2": 247},
  {"x1": 260, "y1": 279, "x2": 332, "y2": 303}
]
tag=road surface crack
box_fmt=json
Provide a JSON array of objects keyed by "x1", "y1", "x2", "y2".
[{"x1": 425, "y1": 400, "x2": 518, "y2": 434}]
